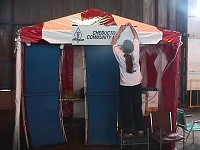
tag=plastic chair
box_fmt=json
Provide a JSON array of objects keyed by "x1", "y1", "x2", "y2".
[
  {"x1": 115, "y1": 113, "x2": 149, "y2": 150},
  {"x1": 177, "y1": 108, "x2": 200, "y2": 144},
  {"x1": 150, "y1": 111, "x2": 185, "y2": 150}
]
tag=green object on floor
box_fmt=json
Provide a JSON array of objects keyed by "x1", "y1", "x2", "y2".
[{"x1": 177, "y1": 108, "x2": 200, "y2": 144}]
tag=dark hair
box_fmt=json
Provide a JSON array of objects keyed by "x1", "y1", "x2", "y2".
[{"x1": 124, "y1": 53, "x2": 134, "y2": 73}]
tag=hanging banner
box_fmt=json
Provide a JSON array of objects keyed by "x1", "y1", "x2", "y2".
[
  {"x1": 71, "y1": 25, "x2": 162, "y2": 45},
  {"x1": 72, "y1": 25, "x2": 116, "y2": 45}
]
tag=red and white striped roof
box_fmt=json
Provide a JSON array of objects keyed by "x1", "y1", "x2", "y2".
[{"x1": 19, "y1": 9, "x2": 181, "y2": 44}]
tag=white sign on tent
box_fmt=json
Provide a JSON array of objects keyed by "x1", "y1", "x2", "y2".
[{"x1": 71, "y1": 25, "x2": 162, "y2": 45}]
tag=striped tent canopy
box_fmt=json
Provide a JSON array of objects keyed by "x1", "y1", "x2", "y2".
[{"x1": 19, "y1": 8, "x2": 181, "y2": 44}]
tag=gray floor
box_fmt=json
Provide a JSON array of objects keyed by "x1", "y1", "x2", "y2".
[{"x1": 175, "y1": 107, "x2": 200, "y2": 150}]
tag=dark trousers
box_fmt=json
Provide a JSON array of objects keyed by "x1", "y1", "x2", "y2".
[{"x1": 119, "y1": 84, "x2": 146, "y2": 134}]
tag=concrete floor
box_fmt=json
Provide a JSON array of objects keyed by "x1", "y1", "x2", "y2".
[{"x1": 0, "y1": 107, "x2": 200, "y2": 150}]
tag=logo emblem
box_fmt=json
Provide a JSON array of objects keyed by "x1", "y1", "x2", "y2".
[{"x1": 72, "y1": 27, "x2": 84, "y2": 43}]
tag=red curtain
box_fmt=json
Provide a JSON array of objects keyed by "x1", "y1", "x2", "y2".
[
  {"x1": 162, "y1": 44, "x2": 181, "y2": 131},
  {"x1": 61, "y1": 45, "x2": 74, "y2": 118},
  {"x1": 141, "y1": 43, "x2": 181, "y2": 131}
]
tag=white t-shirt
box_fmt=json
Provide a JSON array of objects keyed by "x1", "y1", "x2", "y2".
[{"x1": 113, "y1": 39, "x2": 142, "y2": 86}]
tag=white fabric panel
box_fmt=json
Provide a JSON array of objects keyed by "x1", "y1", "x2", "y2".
[
  {"x1": 73, "y1": 46, "x2": 84, "y2": 93},
  {"x1": 73, "y1": 46, "x2": 85, "y2": 118},
  {"x1": 138, "y1": 32, "x2": 163, "y2": 44},
  {"x1": 42, "y1": 30, "x2": 72, "y2": 44},
  {"x1": 73, "y1": 100, "x2": 85, "y2": 118},
  {"x1": 154, "y1": 49, "x2": 168, "y2": 89},
  {"x1": 42, "y1": 26, "x2": 162, "y2": 45}
]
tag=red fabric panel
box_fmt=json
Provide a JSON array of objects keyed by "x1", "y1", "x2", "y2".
[
  {"x1": 142, "y1": 43, "x2": 181, "y2": 133},
  {"x1": 62, "y1": 101, "x2": 73, "y2": 118},
  {"x1": 162, "y1": 44, "x2": 181, "y2": 131},
  {"x1": 20, "y1": 23, "x2": 43, "y2": 43},
  {"x1": 81, "y1": 8, "x2": 116, "y2": 25},
  {"x1": 61, "y1": 45, "x2": 74, "y2": 118},
  {"x1": 158, "y1": 28, "x2": 181, "y2": 43},
  {"x1": 62, "y1": 45, "x2": 74, "y2": 91}
]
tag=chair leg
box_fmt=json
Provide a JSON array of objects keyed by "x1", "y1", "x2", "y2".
[
  {"x1": 192, "y1": 130, "x2": 194, "y2": 144},
  {"x1": 185, "y1": 130, "x2": 191, "y2": 143}
]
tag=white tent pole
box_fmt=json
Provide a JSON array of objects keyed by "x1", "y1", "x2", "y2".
[
  {"x1": 13, "y1": 36, "x2": 22, "y2": 150},
  {"x1": 59, "y1": 45, "x2": 67, "y2": 142},
  {"x1": 82, "y1": 46, "x2": 88, "y2": 144}
]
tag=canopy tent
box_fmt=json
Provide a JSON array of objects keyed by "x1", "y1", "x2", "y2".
[
  {"x1": 13, "y1": 9, "x2": 182, "y2": 149},
  {"x1": 19, "y1": 9, "x2": 180, "y2": 45}
]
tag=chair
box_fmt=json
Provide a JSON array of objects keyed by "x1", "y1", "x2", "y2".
[
  {"x1": 177, "y1": 108, "x2": 200, "y2": 144},
  {"x1": 116, "y1": 113, "x2": 150, "y2": 150},
  {"x1": 150, "y1": 111, "x2": 185, "y2": 150}
]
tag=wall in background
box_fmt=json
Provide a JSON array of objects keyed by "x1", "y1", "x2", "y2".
[{"x1": 186, "y1": 0, "x2": 200, "y2": 107}]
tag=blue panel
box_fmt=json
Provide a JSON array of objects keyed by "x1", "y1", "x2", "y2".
[
  {"x1": 25, "y1": 44, "x2": 64, "y2": 147},
  {"x1": 25, "y1": 44, "x2": 60, "y2": 95},
  {"x1": 85, "y1": 46, "x2": 120, "y2": 145},
  {"x1": 26, "y1": 96, "x2": 64, "y2": 147},
  {"x1": 87, "y1": 96, "x2": 119, "y2": 144},
  {"x1": 85, "y1": 45, "x2": 119, "y2": 95}
]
